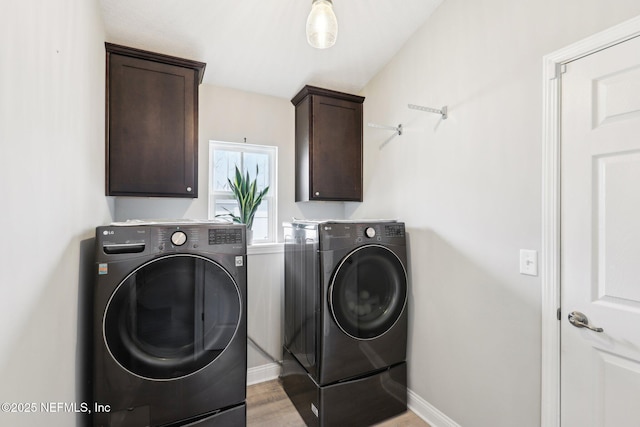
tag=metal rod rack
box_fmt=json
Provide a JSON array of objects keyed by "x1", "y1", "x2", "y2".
[
  {"x1": 367, "y1": 102, "x2": 448, "y2": 148},
  {"x1": 408, "y1": 103, "x2": 448, "y2": 120},
  {"x1": 367, "y1": 122, "x2": 403, "y2": 136}
]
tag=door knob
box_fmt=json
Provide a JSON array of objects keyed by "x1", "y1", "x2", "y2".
[{"x1": 568, "y1": 311, "x2": 604, "y2": 333}]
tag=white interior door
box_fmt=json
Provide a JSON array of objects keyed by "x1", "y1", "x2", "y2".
[{"x1": 561, "y1": 35, "x2": 640, "y2": 426}]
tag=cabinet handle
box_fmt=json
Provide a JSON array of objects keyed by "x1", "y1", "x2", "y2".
[
  {"x1": 187, "y1": 187, "x2": 192, "y2": 192},
  {"x1": 315, "y1": 191, "x2": 320, "y2": 196}
]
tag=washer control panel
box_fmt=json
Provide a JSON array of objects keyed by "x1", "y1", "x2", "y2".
[
  {"x1": 97, "y1": 223, "x2": 246, "y2": 258},
  {"x1": 384, "y1": 223, "x2": 405, "y2": 238},
  {"x1": 208, "y1": 227, "x2": 243, "y2": 245},
  {"x1": 171, "y1": 231, "x2": 188, "y2": 246}
]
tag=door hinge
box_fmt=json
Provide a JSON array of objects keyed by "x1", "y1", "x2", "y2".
[
  {"x1": 554, "y1": 63, "x2": 567, "y2": 79},
  {"x1": 557, "y1": 308, "x2": 561, "y2": 321}
]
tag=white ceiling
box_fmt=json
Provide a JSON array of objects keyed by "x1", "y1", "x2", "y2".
[{"x1": 99, "y1": 0, "x2": 443, "y2": 100}]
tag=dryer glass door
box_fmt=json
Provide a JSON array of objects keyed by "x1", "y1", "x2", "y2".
[
  {"x1": 103, "y1": 254, "x2": 241, "y2": 380},
  {"x1": 329, "y1": 245, "x2": 407, "y2": 340}
]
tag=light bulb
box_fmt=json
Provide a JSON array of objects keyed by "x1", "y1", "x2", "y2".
[{"x1": 306, "y1": 0, "x2": 338, "y2": 49}]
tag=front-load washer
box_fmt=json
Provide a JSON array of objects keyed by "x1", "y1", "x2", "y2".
[
  {"x1": 92, "y1": 220, "x2": 247, "y2": 427},
  {"x1": 282, "y1": 220, "x2": 408, "y2": 426}
]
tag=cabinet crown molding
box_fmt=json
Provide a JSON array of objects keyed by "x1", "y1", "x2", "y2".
[
  {"x1": 105, "y1": 42, "x2": 206, "y2": 84},
  {"x1": 291, "y1": 85, "x2": 365, "y2": 106}
]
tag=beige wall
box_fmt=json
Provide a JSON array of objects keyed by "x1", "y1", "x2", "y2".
[
  {"x1": 0, "y1": 1, "x2": 112, "y2": 426},
  {"x1": 348, "y1": 1, "x2": 640, "y2": 426}
]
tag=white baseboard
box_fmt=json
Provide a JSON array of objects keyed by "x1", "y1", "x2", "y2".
[
  {"x1": 247, "y1": 362, "x2": 281, "y2": 386},
  {"x1": 408, "y1": 388, "x2": 461, "y2": 427}
]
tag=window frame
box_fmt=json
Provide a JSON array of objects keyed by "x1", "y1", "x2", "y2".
[{"x1": 208, "y1": 140, "x2": 278, "y2": 244}]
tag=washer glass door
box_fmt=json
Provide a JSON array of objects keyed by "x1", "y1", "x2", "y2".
[
  {"x1": 329, "y1": 245, "x2": 407, "y2": 340},
  {"x1": 104, "y1": 254, "x2": 241, "y2": 380}
]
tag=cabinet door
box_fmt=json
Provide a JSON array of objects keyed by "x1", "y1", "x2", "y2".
[
  {"x1": 311, "y1": 95, "x2": 363, "y2": 201},
  {"x1": 107, "y1": 53, "x2": 198, "y2": 197}
]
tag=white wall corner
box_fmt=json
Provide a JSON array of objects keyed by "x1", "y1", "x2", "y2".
[{"x1": 408, "y1": 388, "x2": 461, "y2": 427}]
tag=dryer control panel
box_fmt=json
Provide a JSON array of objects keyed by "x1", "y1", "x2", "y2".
[{"x1": 310, "y1": 221, "x2": 405, "y2": 251}]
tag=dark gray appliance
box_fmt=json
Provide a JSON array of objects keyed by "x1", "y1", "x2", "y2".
[
  {"x1": 92, "y1": 221, "x2": 247, "y2": 427},
  {"x1": 282, "y1": 220, "x2": 408, "y2": 427}
]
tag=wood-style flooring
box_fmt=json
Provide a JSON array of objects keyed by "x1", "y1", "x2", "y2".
[{"x1": 246, "y1": 379, "x2": 430, "y2": 427}]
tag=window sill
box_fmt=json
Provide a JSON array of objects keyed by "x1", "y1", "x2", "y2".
[{"x1": 247, "y1": 242, "x2": 284, "y2": 255}]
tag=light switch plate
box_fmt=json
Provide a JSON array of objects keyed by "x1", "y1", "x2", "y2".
[{"x1": 520, "y1": 249, "x2": 538, "y2": 276}]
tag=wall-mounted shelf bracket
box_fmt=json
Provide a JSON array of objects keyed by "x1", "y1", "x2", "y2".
[
  {"x1": 408, "y1": 103, "x2": 448, "y2": 120},
  {"x1": 367, "y1": 122, "x2": 403, "y2": 136}
]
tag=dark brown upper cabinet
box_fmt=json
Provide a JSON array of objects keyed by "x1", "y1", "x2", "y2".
[
  {"x1": 291, "y1": 85, "x2": 365, "y2": 202},
  {"x1": 105, "y1": 43, "x2": 206, "y2": 197}
]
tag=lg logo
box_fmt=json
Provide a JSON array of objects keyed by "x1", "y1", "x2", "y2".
[{"x1": 103, "y1": 230, "x2": 115, "y2": 235}]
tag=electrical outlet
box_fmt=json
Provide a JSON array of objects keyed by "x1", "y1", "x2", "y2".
[{"x1": 519, "y1": 249, "x2": 538, "y2": 276}]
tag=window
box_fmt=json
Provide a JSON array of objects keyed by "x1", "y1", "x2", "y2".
[{"x1": 208, "y1": 141, "x2": 277, "y2": 244}]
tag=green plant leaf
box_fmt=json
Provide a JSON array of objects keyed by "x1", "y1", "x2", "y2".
[{"x1": 224, "y1": 164, "x2": 270, "y2": 230}]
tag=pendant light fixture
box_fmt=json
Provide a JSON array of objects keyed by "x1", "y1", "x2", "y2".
[{"x1": 306, "y1": 0, "x2": 338, "y2": 49}]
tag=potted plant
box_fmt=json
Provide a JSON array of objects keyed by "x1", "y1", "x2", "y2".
[{"x1": 218, "y1": 165, "x2": 270, "y2": 244}]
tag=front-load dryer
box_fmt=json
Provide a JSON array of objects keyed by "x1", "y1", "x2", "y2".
[
  {"x1": 92, "y1": 221, "x2": 247, "y2": 427},
  {"x1": 282, "y1": 220, "x2": 408, "y2": 427}
]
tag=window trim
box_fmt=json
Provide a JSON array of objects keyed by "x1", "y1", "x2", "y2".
[{"x1": 208, "y1": 140, "x2": 278, "y2": 244}]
